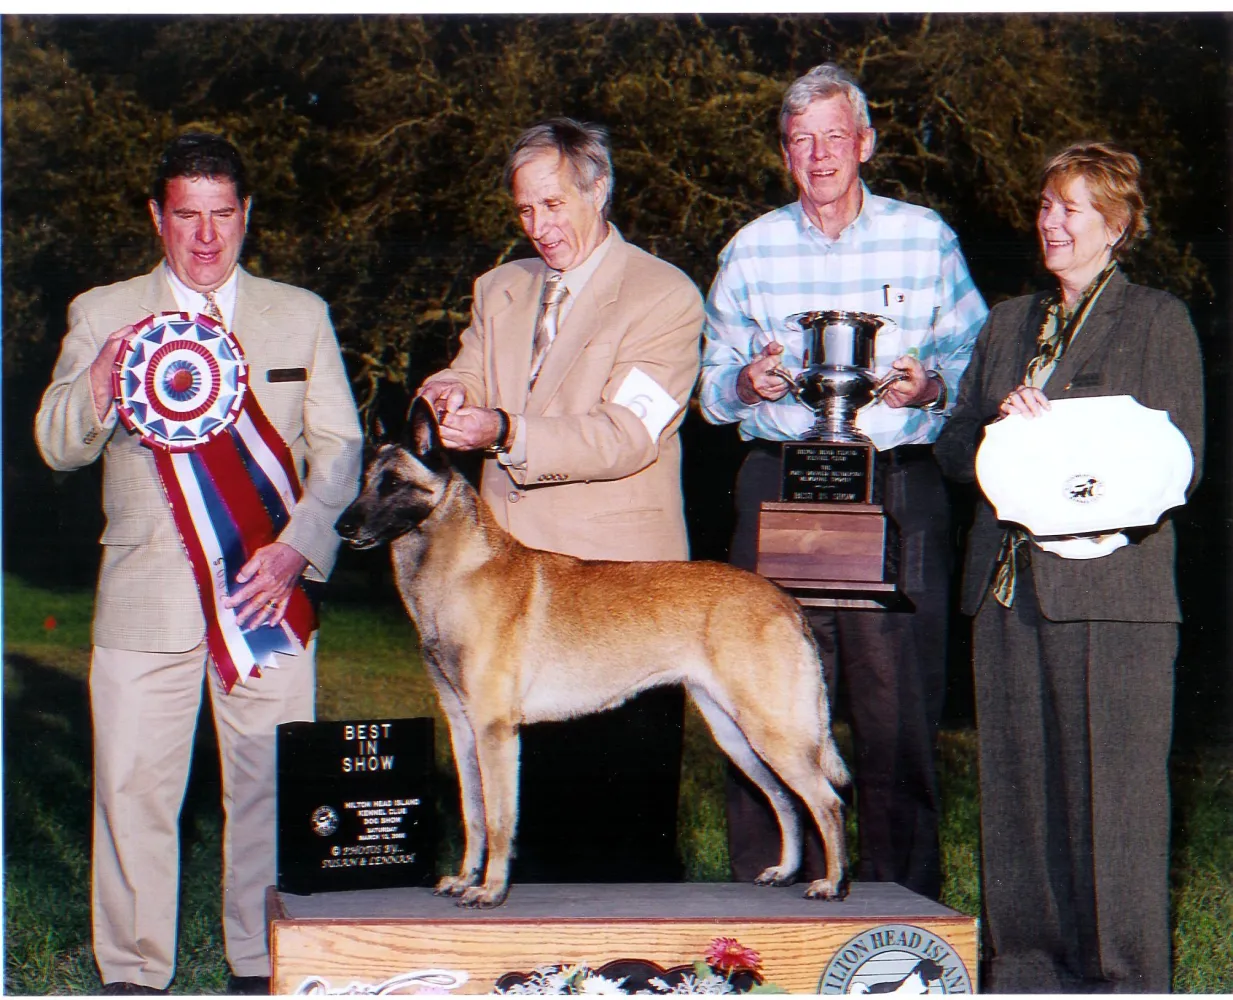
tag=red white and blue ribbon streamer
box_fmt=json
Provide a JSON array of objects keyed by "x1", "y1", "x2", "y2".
[{"x1": 115, "y1": 312, "x2": 316, "y2": 692}]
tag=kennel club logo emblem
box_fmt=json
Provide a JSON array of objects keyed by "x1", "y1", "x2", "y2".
[
  {"x1": 311, "y1": 805, "x2": 339, "y2": 837},
  {"x1": 1063, "y1": 473, "x2": 1105, "y2": 504},
  {"x1": 818, "y1": 924, "x2": 972, "y2": 994}
]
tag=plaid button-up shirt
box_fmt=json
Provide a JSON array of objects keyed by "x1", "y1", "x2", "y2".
[{"x1": 699, "y1": 188, "x2": 988, "y2": 451}]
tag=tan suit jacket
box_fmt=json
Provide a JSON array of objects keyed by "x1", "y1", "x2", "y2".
[
  {"x1": 35, "y1": 265, "x2": 363, "y2": 652},
  {"x1": 425, "y1": 230, "x2": 703, "y2": 561}
]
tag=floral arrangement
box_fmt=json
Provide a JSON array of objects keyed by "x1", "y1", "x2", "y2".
[{"x1": 494, "y1": 937, "x2": 785, "y2": 995}]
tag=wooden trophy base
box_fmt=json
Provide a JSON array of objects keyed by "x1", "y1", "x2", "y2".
[
  {"x1": 756, "y1": 501, "x2": 904, "y2": 610},
  {"x1": 267, "y1": 882, "x2": 977, "y2": 995}
]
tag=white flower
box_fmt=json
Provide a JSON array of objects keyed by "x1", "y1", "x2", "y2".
[
  {"x1": 643, "y1": 972, "x2": 735, "y2": 995},
  {"x1": 495, "y1": 965, "x2": 576, "y2": 994},
  {"x1": 541, "y1": 972, "x2": 572, "y2": 992},
  {"x1": 579, "y1": 973, "x2": 628, "y2": 994}
]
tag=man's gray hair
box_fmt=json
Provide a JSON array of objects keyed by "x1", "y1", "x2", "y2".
[
  {"x1": 504, "y1": 117, "x2": 614, "y2": 214},
  {"x1": 779, "y1": 63, "x2": 872, "y2": 144}
]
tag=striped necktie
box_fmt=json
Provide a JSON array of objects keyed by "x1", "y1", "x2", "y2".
[
  {"x1": 203, "y1": 290, "x2": 226, "y2": 330},
  {"x1": 529, "y1": 274, "x2": 567, "y2": 388}
]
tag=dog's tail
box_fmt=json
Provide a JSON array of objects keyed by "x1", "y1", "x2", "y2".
[
  {"x1": 819, "y1": 696, "x2": 852, "y2": 790},
  {"x1": 797, "y1": 609, "x2": 852, "y2": 791}
]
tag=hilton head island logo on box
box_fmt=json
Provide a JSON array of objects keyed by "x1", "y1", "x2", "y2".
[{"x1": 818, "y1": 923, "x2": 973, "y2": 994}]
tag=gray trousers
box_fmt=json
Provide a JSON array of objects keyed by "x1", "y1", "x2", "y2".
[{"x1": 974, "y1": 565, "x2": 1175, "y2": 993}]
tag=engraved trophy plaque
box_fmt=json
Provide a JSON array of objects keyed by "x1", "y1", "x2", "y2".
[{"x1": 755, "y1": 310, "x2": 905, "y2": 609}]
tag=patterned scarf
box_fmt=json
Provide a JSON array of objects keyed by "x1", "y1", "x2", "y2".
[{"x1": 991, "y1": 263, "x2": 1118, "y2": 608}]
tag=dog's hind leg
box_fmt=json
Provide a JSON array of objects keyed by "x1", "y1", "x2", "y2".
[
  {"x1": 687, "y1": 684, "x2": 804, "y2": 886},
  {"x1": 458, "y1": 718, "x2": 520, "y2": 909},
  {"x1": 770, "y1": 752, "x2": 848, "y2": 900},
  {"x1": 426, "y1": 661, "x2": 486, "y2": 897},
  {"x1": 736, "y1": 682, "x2": 849, "y2": 901}
]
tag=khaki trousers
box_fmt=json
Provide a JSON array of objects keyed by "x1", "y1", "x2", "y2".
[{"x1": 90, "y1": 640, "x2": 315, "y2": 989}]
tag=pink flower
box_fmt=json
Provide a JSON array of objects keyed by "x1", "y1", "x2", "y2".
[{"x1": 705, "y1": 937, "x2": 762, "y2": 975}]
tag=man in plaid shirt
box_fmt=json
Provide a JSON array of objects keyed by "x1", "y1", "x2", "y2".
[{"x1": 700, "y1": 63, "x2": 987, "y2": 900}]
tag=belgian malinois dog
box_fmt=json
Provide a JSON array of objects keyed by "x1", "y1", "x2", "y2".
[{"x1": 336, "y1": 399, "x2": 849, "y2": 908}]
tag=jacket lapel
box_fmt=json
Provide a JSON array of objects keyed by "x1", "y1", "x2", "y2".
[
  {"x1": 528, "y1": 230, "x2": 627, "y2": 413},
  {"x1": 493, "y1": 266, "x2": 542, "y2": 413},
  {"x1": 233, "y1": 268, "x2": 278, "y2": 363},
  {"x1": 1048, "y1": 269, "x2": 1128, "y2": 395},
  {"x1": 1012, "y1": 295, "x2": 1047, "y2": 387},
  {"x1": 137, "y1": 265, "x2": 179, "y2": 318}
]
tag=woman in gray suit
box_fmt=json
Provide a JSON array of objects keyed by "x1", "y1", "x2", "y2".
[{"x1": 935, "y1": 142, "x2": 1204, "y2": 993}]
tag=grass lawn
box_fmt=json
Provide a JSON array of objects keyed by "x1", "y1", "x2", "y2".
[{"x1": 4, "y1": 573, "x2": 1231, "y2": 993}]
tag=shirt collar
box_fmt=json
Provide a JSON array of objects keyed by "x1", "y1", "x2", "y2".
[
  {"x1": 162, "y1": 262, "x2": 240, "y2": 329},
  {"x1": 794, "y1": 183, "x2": 879, "y2": 243}
]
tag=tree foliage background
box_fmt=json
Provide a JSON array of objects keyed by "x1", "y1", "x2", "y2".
[
  {"x1": 5, "y1": 14, "x2": 1227, "y2": 418},
  {"x1": 3, "y1": 13, "x2": 1230, "y2": 735}
]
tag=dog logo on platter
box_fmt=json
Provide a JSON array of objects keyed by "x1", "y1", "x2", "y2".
[
  {"x1": 1064, "y1": 474, "x2": 1105, "y2": 504},
  {"x1": 818, "y1": 924, "x2": 973, "y2": 994},
  {"x1": 310, "y1": 805, "x2": 339, "y2": 837}
]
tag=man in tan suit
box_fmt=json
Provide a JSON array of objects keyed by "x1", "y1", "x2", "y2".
[
  {"x1": 34, "y1": 133, "x2": 362, "y2": 995},
  {"x1": 420, "y1": 118, "x2": 703, "y2": 879}
]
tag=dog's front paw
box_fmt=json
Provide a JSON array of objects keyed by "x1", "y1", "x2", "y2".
[
  {"x1": 457, "y1": 884, "x2": 509, "y2": 908},
  {"x1": 754, "y1": 865, "x2": 798, "y2": 887},
  {"x1": 433, "y1": 871, "x2": 479, "y2": 897},
  {"x1": 804, "y1": 876, "x2": 849, "y2": 901}
]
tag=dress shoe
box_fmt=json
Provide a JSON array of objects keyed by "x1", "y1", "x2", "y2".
[
  {"x1": 100, "y1": 985, "x2": 169, "y2": 996},
  {"x1": 227, "y1": 975, "x2": 271, "y2": 995}
]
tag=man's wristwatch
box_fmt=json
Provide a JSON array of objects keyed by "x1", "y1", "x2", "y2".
[
  {"x1": 484, "y1": 408, "x2": 514, "y2": 456},
  {"x1": 920, "y1": 370, "x2": 947, "y2": 412}
]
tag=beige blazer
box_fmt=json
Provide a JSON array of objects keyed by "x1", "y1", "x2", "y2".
[
  {"x1": 424, "y1": 230, "x2": 703, "y2": 561},
  {"x1": 34, "y1": 266, "x2": 363, "y2": 653}
]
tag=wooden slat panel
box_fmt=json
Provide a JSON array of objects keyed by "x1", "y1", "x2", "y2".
[{"x1": 271, "y1": 915, "x2": 977, "y2": 995}]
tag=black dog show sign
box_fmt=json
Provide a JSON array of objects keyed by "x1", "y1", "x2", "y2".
[{"x1": 277, "y1": 717, "x2": 435, "y2": 894}]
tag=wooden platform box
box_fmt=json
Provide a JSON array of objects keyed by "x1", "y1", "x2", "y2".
[{"x1": 269, "y1": 882, "x2": 977, "y2": 994}]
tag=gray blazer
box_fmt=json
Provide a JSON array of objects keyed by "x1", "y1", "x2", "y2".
[{"x1": 934, "y1": 270, "x2": 1204, "y2": 623}]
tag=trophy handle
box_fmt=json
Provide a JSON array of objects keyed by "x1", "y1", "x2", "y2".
[
  {"x1": 870, "y1": 369, "x2": 910, "y2": 402},
  {"x1": 767, "y1": 367, "x2": 804, "y2": 402}
]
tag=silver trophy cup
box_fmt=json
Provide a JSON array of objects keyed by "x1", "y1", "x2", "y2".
[{"x1": 770, "y1": 310, "x2": 904, "y2": 443}]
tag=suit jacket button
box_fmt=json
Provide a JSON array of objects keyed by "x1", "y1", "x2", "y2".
[{"x1": 508, "y1": 491, "x2": 521, "y2": 503}]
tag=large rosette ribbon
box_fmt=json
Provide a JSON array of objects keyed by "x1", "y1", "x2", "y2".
[{"x1": 114, "y1": 311, "x2": 316, "y2": 692}]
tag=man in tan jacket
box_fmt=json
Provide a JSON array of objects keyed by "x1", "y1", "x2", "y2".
[
  {"x1": 35, "y1": 133, "x2": 362, "y2": 995},
  {"x1": 419, "y1": 118, "x2": 703, "y2": 879}
]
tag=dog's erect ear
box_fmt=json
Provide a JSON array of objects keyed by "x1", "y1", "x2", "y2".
[{"x1": 407, "y1": 396, "x2": 449, "y2": 472}]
